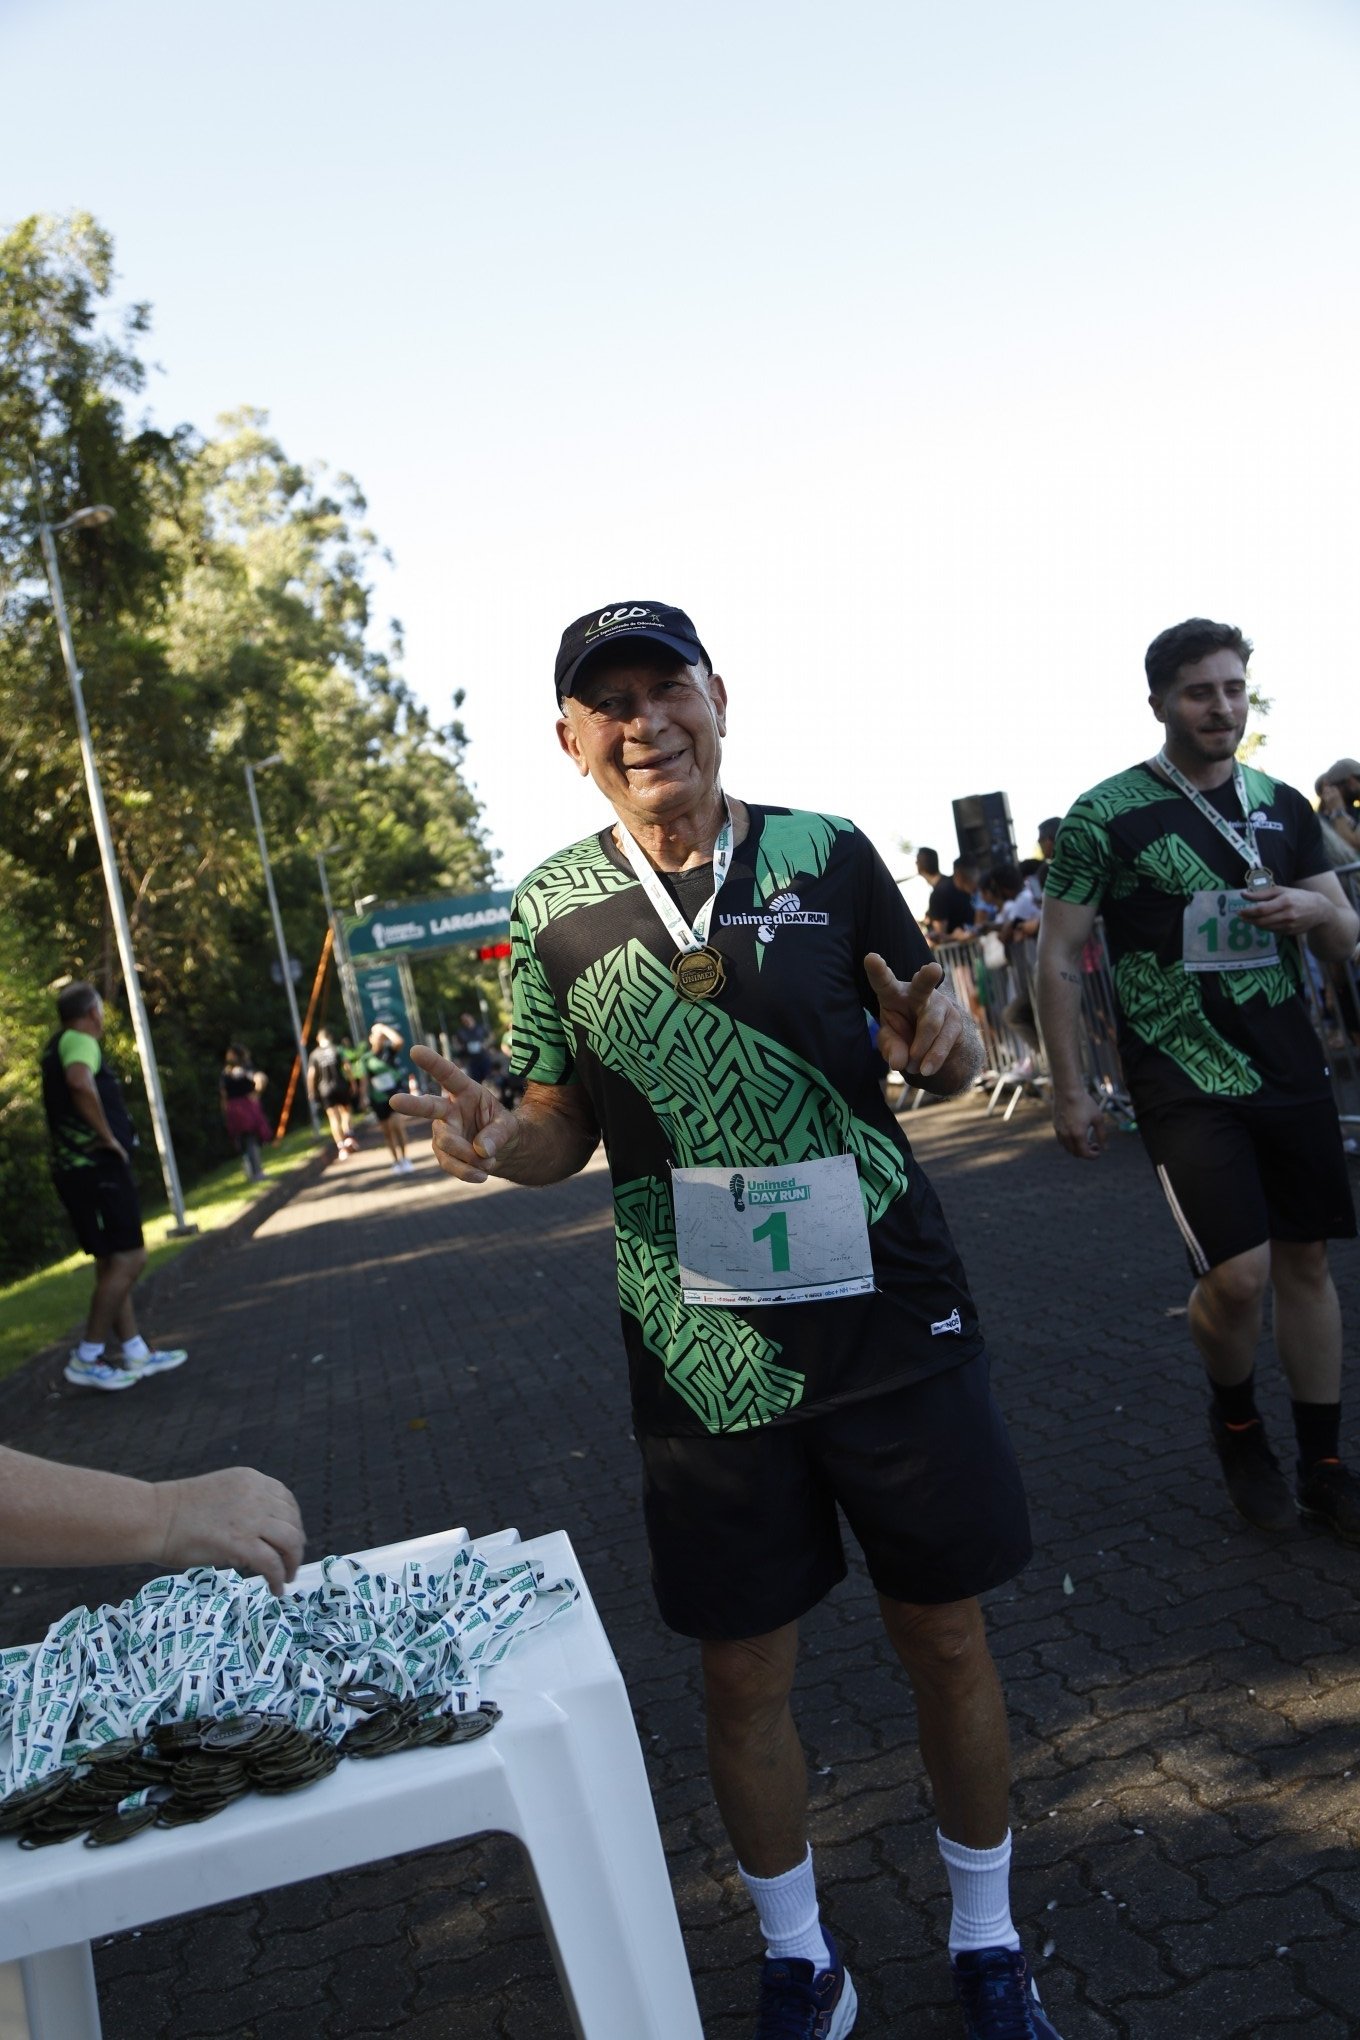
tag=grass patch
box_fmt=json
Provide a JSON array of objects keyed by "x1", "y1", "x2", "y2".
[{"x1": 0, "y1": 1132, "x2": 324, "y2": 1384}]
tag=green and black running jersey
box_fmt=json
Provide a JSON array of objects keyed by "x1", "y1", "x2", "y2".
[
  {"x1": 510, "y1": 805, "x2": 983, "y2": 1439},
  {"x1": 40, "y1": 1029, "x2": 136, "y2": 1172},
  {"x1": 1046, "y1": 761, "x2": 1331, "y2": 1109}
]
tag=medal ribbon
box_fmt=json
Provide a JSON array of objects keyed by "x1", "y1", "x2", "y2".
[
  {"x1": 613, "y1": 799, "x2": 734, "y2": 958},
  {"x1": 1153, "y1": 752, "x2": 1268, "y2": 881},
  {"x1": 0, "y1": 1548, "x2": 580, "y2": 1792}
]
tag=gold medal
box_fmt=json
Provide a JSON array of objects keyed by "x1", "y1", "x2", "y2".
[
  {"x1": 1243, "y1": 865, "x2": 1274, "y2": 892},
  {"x1": 672, "y1": 947, "x2": 726, "y2": 1000}
]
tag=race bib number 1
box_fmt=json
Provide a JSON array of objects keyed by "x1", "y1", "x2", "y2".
[
  {"x1": 1182, "y1": 889, "x2": 1280, "y2": 973},
  {"x1": 672, "y1": 1154, "x2": 875, "y2": 1306}
]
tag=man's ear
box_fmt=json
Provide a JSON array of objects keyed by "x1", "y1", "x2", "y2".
[
  {"x1": 1148, "y1": 691, "x2": 1166, "y2": 728},
  {"x1": 708, "y1": 670, "x2": 728, "y2": 737},
  {"x1": 557, "y1": 712, "x2": 591, "y2": 776}
]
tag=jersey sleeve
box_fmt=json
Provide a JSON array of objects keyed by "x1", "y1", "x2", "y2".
[
  {"x1": 509, "y1": 891, "x2": 574, "y2": 1084},
  {"x1": 852, "y1": 832, "x2": 932, "y2": 1003},
  {"x1": 59, "y1": 1031, "x2": 100, "y2": 1075},
  {"x1": 1043, "y1": 799, "x2": 1114, "y2": 908}
]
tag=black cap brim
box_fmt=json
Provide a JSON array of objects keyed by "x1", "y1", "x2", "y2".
[{"x1": 557, "y1": 628, "x2": 705, "y2": 703}]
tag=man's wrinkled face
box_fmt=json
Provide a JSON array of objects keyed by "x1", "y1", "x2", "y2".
[
  {"x1": 1152, "y1": 649, "x2": 1250, "y2": 764},
  {"x1": 557, "y1": 658, "x2": 728, "y2": 830}
]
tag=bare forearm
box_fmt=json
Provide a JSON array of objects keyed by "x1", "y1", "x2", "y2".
[
  {"x1": 70, "y1": 1085, "x2": 117, "y2": 1147},
  {"x1": 1307, "y1": 900, "x2": 1360, "y2": 963},
  {"x1": 911, "y1": 1013, "x2": 985, "y2": 1096},
  {"x1": 0, "y1": 1447, "x2": 168, "y2": 1568},
  {"x1": 495, "y1": 1088, "x2": 600, "y2": 1184},
  {"x1": 1036, "y1": 952, "x2": 1089, "y2": 1099}
]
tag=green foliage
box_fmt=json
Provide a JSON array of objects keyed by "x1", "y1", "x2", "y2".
[{"x1": 0, "y1": 213, "x2": 492, "y2": 1284}]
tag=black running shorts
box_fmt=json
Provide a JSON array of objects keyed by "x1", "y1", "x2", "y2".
[
  {"x1": 53, "y1": 1158, "x2": 145, "y2": 1258},
  {"x1": 639, "y1": 1352, "x2": 1032, "y2": 1639},
  {"x1": 1136, "y1": 1092, "x2": 1357, "y2": 1275}
]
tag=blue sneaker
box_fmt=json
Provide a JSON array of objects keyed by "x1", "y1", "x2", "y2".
[
  {"x1": 952, "y1": 1946, "x2": 1063, "y2": 2038},
  {"x1": 127, "y1": 1347, "x2": 189, "y2": 1376},
  {"x1": 63, "y1": 1353, "x2": 141, "y2": 1392},
  {"x1": 755, "y1": 1930, "x2": 857, "y2": 2038}
]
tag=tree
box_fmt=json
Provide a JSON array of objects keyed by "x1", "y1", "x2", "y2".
[{"x1": 0, "y1": 214, "x2": 492, "y2": 1284}]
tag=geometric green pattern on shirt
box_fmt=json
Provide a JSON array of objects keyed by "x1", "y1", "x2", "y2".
[
  {"x1": 613, "y1": 1173, "x2": 805, "y2": 1432},
  {"x1": 566, "y1": 938, "x2": 908, "y2": 1432},
  {"x1": 1049, "y1": 760, "x2": 1300, "y2": 1097},
  {"x1": 1113, "y1": 949, "x2": 1261, "y2": 1095}
]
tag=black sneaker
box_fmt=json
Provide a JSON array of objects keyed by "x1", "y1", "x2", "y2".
[
  {"x1": 1208, "y1": 1410, "x2": 1294, "y2": 1530},
  {"x1": 1296, "y1": 1461, "x2": 1360, "y2": 1546},
  {"x1": 754, "y1": 1931, "x2": 858, "y2": 2038},
  {"x1": 952, "y1": 1946, "x2": 1064, "y2": 2038}
]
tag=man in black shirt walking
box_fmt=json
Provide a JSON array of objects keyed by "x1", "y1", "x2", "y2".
[
  {"x1": 41, "y1": 982, "x2": 188, "y2": 1392},
  {"x1": 1037, "y1": 618, "x2": 1360, "y2": 1545}
]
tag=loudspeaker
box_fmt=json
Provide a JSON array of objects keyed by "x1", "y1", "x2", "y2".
[{"x1": 952, "y1": 792, "x2": 1016, "y2": 871}]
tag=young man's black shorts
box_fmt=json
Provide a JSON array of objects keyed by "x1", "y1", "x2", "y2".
[
  {"x1": 1137, "y1": 1093, "x2": 1357, "y2": 1275},
  {"x1": 639, "y1": 1351, "x2": 1032, "y2": 1639},
  {"x1": 53, "y1": 1157, "x2": 145, "y2": 1258}
]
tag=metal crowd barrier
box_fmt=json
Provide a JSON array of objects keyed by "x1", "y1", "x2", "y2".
[
  {"x1": 1298, "y1": 862, "x2": 1360, "y2": 1129},
  {"x1": 920, "y1": 872, "x2": 1360, "y2": 1134}
]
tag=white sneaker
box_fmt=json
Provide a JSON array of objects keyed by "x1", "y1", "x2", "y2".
[
  {"x1": 390, "y1": 1161, "x2": 405, "y2": 1175},
  {"x1": 400, "y1": 1156, "x2": 416, "y2": 1173},
  {"x1": 64, "y1": 1353, "x2": 141, "y2": 1392},
  {"x1": 127, "y1": 1348, "x2": 189, "y2": 1376}
]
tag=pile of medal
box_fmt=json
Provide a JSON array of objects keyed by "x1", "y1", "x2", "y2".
[
  {"x1": 0, "y1": 1543, "x2": 577, "y2": 1853},
  {"x1": 0, "y1": 1692, "x2": 502, "y2": 1850}
]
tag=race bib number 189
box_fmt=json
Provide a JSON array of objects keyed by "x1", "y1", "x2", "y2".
[
  {"x1": 673, "y1": 1154, "x2": 875, "y2": 1306},
  {"x1": 1182, "y1": 889, "x2": 1280, "y2": 973}
]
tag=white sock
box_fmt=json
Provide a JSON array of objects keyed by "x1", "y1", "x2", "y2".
[
  {"x1": 739, "y1": 1847, "x2": 831, "y2": 1971},
  {"x1": 938, "y1": 1829, "x2": 1020, "y2": 1954},
  {"x1": 76, "y1": 1340, "x2": 105, "y2": 1363},
  {"x1": 121, "y1": 1335, "x2": 150, "y2": 1363}
]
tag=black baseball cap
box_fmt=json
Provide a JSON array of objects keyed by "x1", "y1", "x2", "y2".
[{"x1": 554, "y1": 601, "x2": 708, "y2": 703}]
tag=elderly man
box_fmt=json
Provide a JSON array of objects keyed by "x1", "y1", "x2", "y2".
[
  {"x1": 394, "y1": 602, "x2": 1060, "y2": 2040},
  {"x1": 41, "y1": 982, "x2": 188, "y2": 1391},
  {"x1": 1037, "y1": 619, "x2": 1360, "y2": 1545}
]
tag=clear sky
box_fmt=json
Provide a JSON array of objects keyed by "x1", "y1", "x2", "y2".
[{"x1": 4, "y1": 0, "x2": 1358, "y2": 899}]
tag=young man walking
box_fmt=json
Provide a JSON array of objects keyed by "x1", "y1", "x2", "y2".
[{"x1": 1037, "y1": 618, "x2": 1360, "y2": 1543}]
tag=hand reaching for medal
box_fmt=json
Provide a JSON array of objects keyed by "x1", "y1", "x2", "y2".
[
  {"x1": 392, "y1": 1045, "x2": 521, "y2": 1183},
  {"x1": 865, "y1": 955, "x2": 965, "y2": 1083}
]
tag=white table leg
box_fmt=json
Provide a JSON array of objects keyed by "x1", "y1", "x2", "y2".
[
  {"x1": 509, "y1": 1699, "x2": 702, "y2": 2040},
  {"x1": 20, "y1": 1943, "x2": 100, "y2": 2040}
]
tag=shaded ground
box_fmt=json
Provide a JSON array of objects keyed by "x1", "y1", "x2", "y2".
[{"x1": 1, "y1": 1096, "x2": 1357, "y2": 2038}]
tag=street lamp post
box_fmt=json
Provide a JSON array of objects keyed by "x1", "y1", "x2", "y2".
[
  {"x1": 315, "y1": 847, "x2": 365, "y2": 1043},
  {"x1": 243, "y1": 757, "x2": 320, "y2": 1134},
  {"x1": 36, "y1": 504, "x2": 196, "y2": 1235}
]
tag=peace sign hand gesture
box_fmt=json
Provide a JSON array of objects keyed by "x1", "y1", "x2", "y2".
[
  {"x1": 864, "y1": 954, "x2": 966, "y2": 1083},
  {"x1": 391, "y1": 1045, "x2": 521, "y2": 1183}
]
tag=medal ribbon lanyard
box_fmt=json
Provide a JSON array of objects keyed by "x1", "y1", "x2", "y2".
[
  {"x1": 1153, "y1": 752, "x2": 1271, "y2": 886},
  {"x1": 613, "y1": 800, "x2": 735, "y2": 958}
]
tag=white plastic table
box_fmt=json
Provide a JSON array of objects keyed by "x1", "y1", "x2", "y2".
[{"x1": 0, "y1": 1526, "x2": 702, "y2": 2040}]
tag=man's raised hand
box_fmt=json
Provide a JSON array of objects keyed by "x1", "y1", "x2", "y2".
[
  {"x1": 391, "y1": 1044, "x2": 520, "y2": 1183},
  {"x1": 864, "y1": 953, "x2": 962, "y2": 1081}
]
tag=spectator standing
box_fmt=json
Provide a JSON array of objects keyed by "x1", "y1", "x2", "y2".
[
  {"x1": 41, "y1": 982, "x2": 188, "y2": 1392},
  {"x1": 454, "y1": 1010, "x2": 493, "y2": 1083},
  {"x1": 1316, "y1": 764, "x2": 1360, "y2": 860},
  {"x1": 308, "y1": 1026, "x2": 358, "y2": 1159},
  {"x1": 395, "y1": 600, "x2": 1063, "y2": 2040},
  {"x1": 1038, "y1": 618, "x2": 1360, "y2": 1546},
  {"x1": 219, "y1": 1044, "x2": 272, "y2": 1182},
  {"x1": 928, "y1": 858, "x2": 981, "y2": 942}
]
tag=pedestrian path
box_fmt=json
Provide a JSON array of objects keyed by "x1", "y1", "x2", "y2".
[{"x1": 1, "y1": 1106, "x2": 1356, "y2": 2038}]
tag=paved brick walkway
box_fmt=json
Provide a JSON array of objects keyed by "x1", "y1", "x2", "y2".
[{"x1": 1, "y1": 1101, "x2": 1357, "y2": 2038}]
